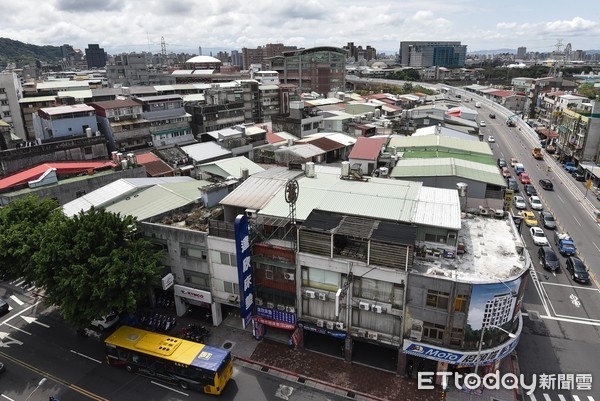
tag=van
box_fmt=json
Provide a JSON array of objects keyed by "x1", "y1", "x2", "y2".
[
  {"x1": 514, "y1": 163, "x2": 525, "y2": 176},
  {"x1": 475, "y1": 102, "x2": 481, "y2": 108}
]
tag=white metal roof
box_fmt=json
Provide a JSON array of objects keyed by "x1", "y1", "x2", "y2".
[
  {"x1": 62, "y1": 177, "x2": 195, "y2": 217},
  {"x1": 256, "y1": 167, "x2": 461, "y2": 229},
  {"x1": 274, "y1": 144, "x2": 325, "y2": 158},
  {"x1": 199, "y1": 156, "x2": 264, "y2": 179},
  {"x1": 180, "y1": 141, "x2": 232, "y2": 162},
  {"x1": 41, "y1": 104, "x2": 95, "y2": 116}
]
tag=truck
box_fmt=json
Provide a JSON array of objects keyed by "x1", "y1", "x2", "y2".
[
  {"x1": 532, "y1": 147, "x2": 544, "y2": 160},
  {"x1": 554, "y1": 231, "x2": 576, "y2": 256}
]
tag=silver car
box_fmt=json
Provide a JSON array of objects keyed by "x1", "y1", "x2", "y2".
[{"x1": 513, "y1": 195, "x2": 526, "y2": 210}]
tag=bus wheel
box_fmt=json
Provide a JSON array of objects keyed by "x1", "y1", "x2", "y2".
[{"x1": 179, "y1": 381, "x2": 189, "y2": 390}]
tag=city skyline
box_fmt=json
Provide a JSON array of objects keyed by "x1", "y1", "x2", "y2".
[{"x1": 2, "y1": 0, "x2": 600, "y2": 56}]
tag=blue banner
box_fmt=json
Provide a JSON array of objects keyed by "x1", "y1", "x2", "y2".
[
  {"x1": 234, "y1": 214, "x2": 253, "y2": 328},
  {"x1": 256, "y1": 306, "x2": 297, "y2": 325}
]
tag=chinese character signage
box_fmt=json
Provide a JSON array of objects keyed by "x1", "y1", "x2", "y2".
[
  {"x1": 235, "y1": 214, "x2": 253, "y2": 328},
  {"x1": 255, "y1": 305, "x2": 297, "y2": 325}
]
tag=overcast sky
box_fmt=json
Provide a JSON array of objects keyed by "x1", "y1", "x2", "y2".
[{"x1": 3, "y1": 0, "x2": 600, "y2": 56}]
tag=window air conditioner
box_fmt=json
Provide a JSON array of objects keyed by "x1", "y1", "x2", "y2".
[
  {"x1": 367, "y1": 332, "x2": 378, "y2": 340},
  {"x1": 326, "y1": 321, "x2": 334, "y2": 330},
  {"x1": 276, "y1": 304, "x2": 285, "y2": 311},
  {"x1": 285, "y1": 306, "x2": 296, "y2": 314},
  {"x1": 316, "y1": 319, "x2": 324, "y2": 328},
  {"x1": 305, "y1": 290, "x2": 316, "y2": 299},
  {"x1": 146, "y1": 141, "x2": 154, "y2": 147},
  {"x1": 359, "y1": 301, "x2": 370, "y2": 311},
  {"x1": 266, "y1": 302, "x2": 275, "y2": 309},
  {"x1": 114, "y1": 116, "x2": 120, "y2": 121},
  {"x1": 372, "y1": 305, "x2": 383, "y2": 314},
  {"x1": 318, "y1": 293, "x2": 327, "y2": 301},
  {"x1": 335, "y1": 322, "x2": 345, "y2": 330},
  {"x1": 283, "y1": 272, "x2": 295, "y2": 281},
  {"x1": 255, "y1": 298, "x2": 263, "y2": 306},
  {"x1": 132, "y1": 114, "x2": 137, "y2": 118}
]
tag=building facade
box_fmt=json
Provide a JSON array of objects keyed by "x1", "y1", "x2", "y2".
[
  {"x1": 0, "y1": 72, "x2": 26, "y2": 141},
  {"x1": 399, "y1": 41, "x2": 467, "y2": 68},
  {"x1": 278, "y1": 47, "x2": 346, "y2": 95},
  {"x1": 85, "y1": 44, "x2": 107, "y2": 69}
]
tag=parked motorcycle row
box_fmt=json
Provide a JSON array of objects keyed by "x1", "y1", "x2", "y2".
[
  {"x1": 155, "y1": 293, "x2": 175, "y2": 310},
  {"x1": 139, "y1": 311, "x2": 177, "y2": 333},
  {"x1": 181, "y1": 323, "x2": 210, "y2": 343}
]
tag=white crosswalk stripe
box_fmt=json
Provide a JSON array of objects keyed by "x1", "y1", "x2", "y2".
[
  {"x1": 573, "y1": 396, "x2": 580, "y2": 401},
  {"x1": 558, "y1": 395, "x2": 567, "y2": 401},
  {"x1": 544, "y1": 394, "x2": 553, "y2": 401},
  {"x1": 529, "y1": 395, "x2": 595, "y2": 401}
]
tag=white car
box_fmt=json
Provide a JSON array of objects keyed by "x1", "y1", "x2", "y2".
[
  {"x1": 529, "y1": 195, "x2": 543, "y2": 211},
  {"x1": 513, "y1": 195, "x2": 527, "y2": 210},
  {"x1": 530, "y1": 227, "x2": 549, "y2": 246},
  {"x1": 91, "y1": 312, "x2": 119, "y2": 331},
  {"x1": 488, "y1": 135, "x2": 495, "y2": 143},
  {"x1": 480, "y1": 121, "x2": 486, "y2": 127}
]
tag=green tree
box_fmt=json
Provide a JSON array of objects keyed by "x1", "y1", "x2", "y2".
[
  {"x1": 0, "y1": 196, "x2": 59, "y2": 283},
  {"x1": 577, "y1": 82, "x2": 600, "y2": 100},
  {"x1": 33, "y1": 207, "x2": 164, "y2": 329}
]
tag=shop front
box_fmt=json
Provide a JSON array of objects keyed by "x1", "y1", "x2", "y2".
[
  {"x1": 173, "y1": 284, "x2": 220, "y2": 325},
  {"x1": 252, "y1": 305, "x2": 296, "y2": 344},
  {"x1": 298, "y1": 321, "x2": 347, "y2": 359}
]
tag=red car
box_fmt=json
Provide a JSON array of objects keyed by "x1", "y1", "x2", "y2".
[
  {"x1": 519, "y1": 172, "x2": 531, "y2": 184},
  {"x1": 501, "y1": 167, "x2": 511, "y2": 178}
]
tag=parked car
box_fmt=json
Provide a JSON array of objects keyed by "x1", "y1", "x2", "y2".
[
  {"x1": 497, "y1": 158, "x2": 507, "y2": 168},
  {"x1": 529, "y1": 195, "x2": 543, "y2": 211},
  {"x1": 510, "y1": 157, "x2": 519, "y2": 167},
  {"x1": 520, "y1": 211, "x2": 538, "y2": 227},
  {"x1": 538, "y1": 246, "x2": 560, "y2": 272},
  {"x1": 572, "y1": 171, "x2": 586, "y2": 182},
  {"x1": 514, "y1": 163, "x2": 525, "y2": 175},
  {"x1": 539, "y1": 211, "x2": 557, "y2": 230},
  {"x1": 488, "y1": 135, "x2": 495, "y2": 143},
  {"x1": 519, "y1": 172, "x2": 531, "y2": 184},
  {"x1": 507, "y1": 178, "x2": 519, "y2": 192},
  {"x1": 513, "y1": 195, "x2": 527, "y2": 210},
  {"x1": 480, "y1": 121, "x2": 486, "y2": 127},
  {"x1": 565, "y1": 256, "x2": 590, "y2": 284},
  {"x1": 539, "y1": 179, "x2": 554, "y2": 190},
  {"x1": 0, "y1": 298, "x2": 8, "y2": 315},
  {"x1": 91, "y1": 312, "x2": 119, "y2": 331},
  {"x1": 530, "y1": 227, "x2": 549, "y2": 246},
  {"x1": 501, "y1": 166, "x2": 511, "y2": 178},
  {"x1": 524, "y1": 184, "x2": 537, "y2": 197},
  {"x1": 489, "y1": 113, "x2": 496, "y2": 119}
]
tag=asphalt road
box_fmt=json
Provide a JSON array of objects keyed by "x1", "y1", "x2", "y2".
[
  {"x1": 473, "y1": 98, "x2": 600, "y2": 400},
  {"x1": 0, "y1": 283, "x2": 347, "y2": 401}
]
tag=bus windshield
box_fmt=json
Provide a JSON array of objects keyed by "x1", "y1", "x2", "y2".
[{"x1": 105, "y1": 325, "x2": 233, "y2": 394}]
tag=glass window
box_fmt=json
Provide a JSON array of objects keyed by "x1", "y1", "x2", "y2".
[
  {"x1": 423, "y1": 322, "x2": 445, "y2": 343},
  {"x1": 426, "y1": 290, "x2": 449, "y2": 309},
  {"x1": 301, "y1": 266, "x2": 339, "y2": 291},
  {"x1": 454, "y1": 294, "x2": 468, "y2": 312}
]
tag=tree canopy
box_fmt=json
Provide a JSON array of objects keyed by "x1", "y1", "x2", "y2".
[{"x1": 0, "y1": 196, "x2": 164, "y2": 329}]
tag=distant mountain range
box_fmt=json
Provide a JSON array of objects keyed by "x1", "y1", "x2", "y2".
[{"x1": 0, "y1": 37, "x2": 62, "y2": 67}]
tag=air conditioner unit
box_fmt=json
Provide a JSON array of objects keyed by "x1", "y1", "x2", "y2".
[
  {"x1": 276, "y1": 304, "x2": 285, "y2": 311},
  {"x1": 318, "y1": 293, "x2": 327, "y2": 301},
  {"x1": 146, "y1": 141, "x2": 154, "y2": 147},
  {"x1": 266, "y1": 302, "x2": 275, "y2": 309},
  {"x1": 357, "y1": 329, "x2": 367, "y2": 337},
  {"x1": 335, "y1": 322, "x2": 345, "y2": 330},
  {"x1": 372, "y1": 305, "x2": 383, "y2": 314},
  {"x1": 283, "y1": 272, "x2": 295, "y2": 281},
  {"x1": 132, "y1": 114, "x2": 137, "y2": 118},
  {"x1": 316, "y1": 319, "x2": 324, "y2": 328},
  {"x1": 326, "y1": 321, "x2": 334, "y2": 330},
  {"x1": 255, "y1": 298, "x2": 263, "y2": 306},
  {"x1": 285, "y1": 306, "x2": 296, "y2": 313},
  {"x1": 359, "y1": 301, "x2": 370, "y2": 311},
  {"x1": 367, "y1": 332, "x2": 378, "y2": 340},
  {"x1": 305, "y1": 290, "x2": 316, "y2": 299},
  {"x1": 228, "y1": 294, "x2": 239, "y2": 303},
  {"x1": 114, "y1": 116, "x2": 120, "y2": 121}
]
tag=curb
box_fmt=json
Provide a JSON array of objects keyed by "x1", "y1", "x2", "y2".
[
  {"x1": 510, "y1": 351, "x2": 523, "y2": 401},
  {"x1": 235, "y1": 356, "x2": 389, "y2": 401}
]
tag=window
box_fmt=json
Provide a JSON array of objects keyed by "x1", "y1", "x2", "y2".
[
  {"x1": 84, "y1": 147, "x2": 93, "y2": 155},
  {"x1": 450, "y1": 327, "x2": 464, "y2": 347},
  {"x1": 219, "y1": 252, "x2": 235, "y2": 266},
  {"x1": 181, "y1": 246, "x2": 207, "y2": 260},
  {"x1": 183, "y1": 270, "x2": 210, "y2": 289},
  {"x1": 425, "y1": 233, "x2": 446, "y2": 243},
  {"x1": 301, "y1": 266, "x2": 339, "y2": 291},
  {"x1": 423, "y1": 322, "x2": 445, "y2": 343},
  {"x1": 223, "y1": 281, "x2": 239, "y2": 294},
  {"x1": 426, "y1": 290, "x2": 449, "y2": 309},
  {"x1": 454, "y1": 294, "x2": 468, "y2": 312},
  {"x1": 265, "y1": 269, "x2": 273, "y2": 280}
]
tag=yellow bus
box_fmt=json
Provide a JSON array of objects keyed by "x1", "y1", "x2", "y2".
[{"x1": 104, "y1": 325, "x2": 233, "y2": 395}]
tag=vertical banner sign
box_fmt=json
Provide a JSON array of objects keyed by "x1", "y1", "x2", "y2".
[{"x1": 234, "y1": 214, "x2": 253, "y2": 328}]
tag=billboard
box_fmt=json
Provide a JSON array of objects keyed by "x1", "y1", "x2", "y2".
[{"x1": 234, "y1": 214, "x2": 253, "y2": 328}]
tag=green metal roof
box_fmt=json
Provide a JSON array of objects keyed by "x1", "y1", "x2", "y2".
[{"x1": 387, "y1": 136, "x2": 494, "y2": 162}]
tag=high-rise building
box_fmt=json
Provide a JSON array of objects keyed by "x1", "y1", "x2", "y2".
[
  {"x1": 516, "y1": 47, "x2": 527, "y2": 59},
  {"x1": 277, "y1": 46, "x2": 346, "y2": 94},
  {"x1": 85, "y1": 44, "x2": 107, "y2": 69},
  {"x1": 343, "y1": 42, "x2": 377, "y2": 62},
  {"x1": 399, "y1": 41, "x2": 466, "y2": 68},
  {"x1": 0, "y1": 72, "x2": 26, "y2": 141},
  {"x1": 242, "y1": 43, "x2": 298, "y2": 70},
  {"x1": 231, "y1": 50, "x2": 243, "y2": 68}
]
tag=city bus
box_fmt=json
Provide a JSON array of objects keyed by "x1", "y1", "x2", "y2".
[{"x1": 104, "y1": 325, "x2": 233, "y2": 395}]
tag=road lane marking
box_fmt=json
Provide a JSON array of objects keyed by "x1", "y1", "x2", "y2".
[
  {"x1": 151, "y1": 381, "x2": 189, "y2": 396},
  {"x1": 557, "y1": 194, "x2": 565, "y2": 203},
  {"x1": 543, "y1": 394, "x2": 552, "y2": 401},
  {"x1": 558, "y1": 395, "x2": 567, "y2": 401},
  {"x1": 2, "y1": 323, "x2": 31, "y2": 335},
  {"x1": 70, "y1": 349, "x2": 103, "y2": 364},
  {"x1": 541, "y1": 282, "x2": 599, "y2": 291},
  {"x1": 593, "y1": 241, "x2": 600, "y2": 253},
  {"x1": 1, "y1": 394, "x2": 16, "y2": 401},
  {"x1": 573, "y1": 215, "x2": 582, "y2": 226},
  {"x1": 21, "y1": 316, "x2": 50, "y2": 328},
  {"x1": 9, "y1": 295, "x2": 24, "y2": 306}
]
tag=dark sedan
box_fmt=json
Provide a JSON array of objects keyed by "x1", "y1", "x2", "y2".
[
  {"x1": 0, "y1": 298, "x2": 9, "y2": 315},
  {"x1": 565, "y1": 256, "x2": 590, "y2": 284},
  {"x1": 538, "y1": 246, "x2": 560, "y2": 271},
  {"x1": 539, "y1": 211, "x2": 557, "y2": 230},
  {"x1": 524, "y1": 184, "x2": 537, "y2": 197},
  {"x1": 572, "y1": 171, "x2": 586, "y2": 182},
  {"x1": 539, "y1": 179, "x2": 554, "y2": 190}
]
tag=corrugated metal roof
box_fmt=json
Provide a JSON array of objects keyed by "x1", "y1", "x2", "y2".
[
  {"x1": 180, "y1": 142, "x2": 231, "y2": 162},
  {"x1": 390, "y1": 158, "x2": 506, "y2": 186},
  {"x1": 349, "y1": 137, "x2": 388, "y2": 160},
  {"x1": 62, "y1": 177, "x2": 195, "y2": 217},
  {"x1": 296, "y1": 137, "x2": 345, "y2": 152},
  {"x1": 135, "y1": 152, "x2": 174, "y2": 177},
  {"x1": 387, "y1": 135, "x2": 492, "y2": 156},
  {"x1": 56, "y1": 89, "x2": 93, "y2": 99},
  {"x1": 88, "y1": 99, "x2": 142, "y2": 110},
  {"x1": 256, "y1": 169, "x2": 460, "y2": 229},
  {"x1": 105, "y1": 180, "x2": 210, "y2": 221},
  {"x1": 41, "y1": 104, "x2": 95, "y2": 116},
  {"x1": 199, "y1": 156, "x2": 264, "y2": 179},
  {"x1": 274, "y1": 144, "x2": 325, "y2": 158},
  {"x1": 19, "y1": 95, "x2": 57, "y2": 103},
  {"x1": 219, "y1": 167, "x2": 304, "y2": 210}
]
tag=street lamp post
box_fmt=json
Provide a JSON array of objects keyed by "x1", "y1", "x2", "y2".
[{"x1": 24, "y1": 377, "x2": 47, "y2": 401}]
